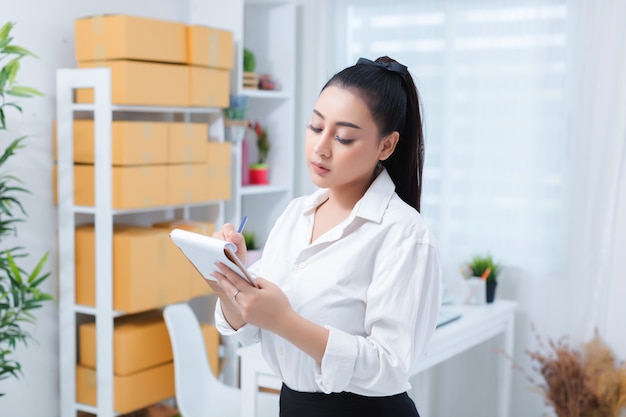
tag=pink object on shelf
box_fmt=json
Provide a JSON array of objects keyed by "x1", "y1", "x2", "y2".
[{"x1": 242, "y1": 139, "x2": 250, "y2": 185}]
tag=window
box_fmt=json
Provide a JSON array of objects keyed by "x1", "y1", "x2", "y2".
[{"x1": 332, "y1": 0, "x2": 571, "y2": 274}]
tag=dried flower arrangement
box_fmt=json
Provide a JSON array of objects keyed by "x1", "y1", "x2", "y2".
[{"x1": 514, "y1": 326, "x2": 626, "y2": 417}]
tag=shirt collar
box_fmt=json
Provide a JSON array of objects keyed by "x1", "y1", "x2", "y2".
[{"x1": 302, "y1": 168, "x2": 396, "y2": 224}]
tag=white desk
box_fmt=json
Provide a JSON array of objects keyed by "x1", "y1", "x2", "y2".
[{"x1": 239, "y1": 300, "x2": 517, "y2": 417}]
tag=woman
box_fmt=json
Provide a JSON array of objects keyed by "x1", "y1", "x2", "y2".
[{"x1": 209, "y1": 56, "x2": 442, "y2": 417}]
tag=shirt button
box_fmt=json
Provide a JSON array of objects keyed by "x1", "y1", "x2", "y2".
[
  {"x1": 277, "y1": 345, "x2": 284, "y2": 356},
  {"x1": 299, "y1": 262, "x2": 305, "y2": 269}
]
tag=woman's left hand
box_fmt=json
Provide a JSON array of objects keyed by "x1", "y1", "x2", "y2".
[{"x1": 211, "y1": 263, "x2": 295, "y2": 334}]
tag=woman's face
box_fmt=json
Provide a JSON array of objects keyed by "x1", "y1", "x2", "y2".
[{"x1": 305, "y1": 86, "x2": 397, "y2": 194}]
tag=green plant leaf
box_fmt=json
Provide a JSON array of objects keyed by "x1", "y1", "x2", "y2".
[
  {"x1": 27, "y1": 253, "x2": 49, "y2": 284},
  {"x1": 30, "y1": 274, "x2": 52, "y2": 290},
  {"x1": 0, "y1": 102, "x2": 23, "y2": 114},
  {"x1": 0, "y1": 137, "x2": 27, "y2": 164},
  {"x1": 6, "y1": 252, "x2": 23, "y2": 285},
  {"x1": 2, "y1": 45, "x2": 37, "y2": 58},
  {"x1": 4, "y1": 58, "x2": 20, "y2": 86},
  {"x1": 0, "y1": 174, "x2": 26, "y2": 184},
  {"x1": 4, "y1": 185, "x2": 30, "y2": 194},
  {"x1": 6, "y1": 85, "x2": 43, "y2": 97},
  {"x1": 0, "y1": 22, "x2": 13, "y2": 41},
  {"x1": 0, "y1": 38, "x2": 12, "y2": 51},
  {"x1": 0, "y1": 69, "x2": 9, "y2": 92},
  {"x1": 0, "y1": 198, "x2": 28, "y2": 217}
]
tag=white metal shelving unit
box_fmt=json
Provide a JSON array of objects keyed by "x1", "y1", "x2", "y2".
[
  {"x1": 186, "y1": 0, "x2": 297, "y2": 390},
  {"x1": 57, "y1": 67, "x2": 225, "y2": 417},
  {"x1": 224, "y1": 0, "x2": 297, "y2": 247}
]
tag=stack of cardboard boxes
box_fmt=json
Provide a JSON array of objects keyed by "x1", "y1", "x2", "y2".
[
  {"x1": 74, "y1": 219, "x2": 216, "y2": 313},
  {"x1": 61, "y1": 14, "x2": 236, "y2": 414},
  {"x1": 53, "y1": 118, "x2": 232, "y2": 209},
  {"x1": 56, "y1": 13, "x2": 234, "y2": 210},
  {"x1": 76, "y1": 309, "x2": 221, "y2": 414},
  {"x1": 74, "y1": 14, "x2": 232, "y2": 107}
]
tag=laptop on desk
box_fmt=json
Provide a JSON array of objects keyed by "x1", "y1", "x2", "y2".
[
  {"x1": 435, "y1": 283, "x2": 462, "y2": 328},
  {"x1": 436, "y1": 307, "x2": 462, "y2": 328}
]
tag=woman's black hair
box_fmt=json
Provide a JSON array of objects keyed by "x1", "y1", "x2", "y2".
[{"x1": 322, "y1": 56, "x2": 425, "y2": 212}]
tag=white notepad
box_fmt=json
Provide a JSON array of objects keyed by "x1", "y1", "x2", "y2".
[{"x1": 169, "y1": 228, "x2": 258, "y2": 288}]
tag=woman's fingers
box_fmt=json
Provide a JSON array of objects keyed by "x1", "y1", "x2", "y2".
[
  {"x1": 212, "y1": 224, "x2": 248, "y2": 264},
  {"x1": 210, "y1": 266, "x2": 247, "y2": 329},
  {"x1": 214, "y1": 262, "x2": 252, "y2": 289},
  {"x1": 212, "y1": 223, "x2": 236, "y2": 241}
]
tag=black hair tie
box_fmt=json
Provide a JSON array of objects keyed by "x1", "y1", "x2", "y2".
[{"x1": 356, "y1": 57, "x2": 408, "y2": 81}]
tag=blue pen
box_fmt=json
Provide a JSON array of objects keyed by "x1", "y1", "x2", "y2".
[{"x1": 237, "y1": 215, "x2": 248, "y2": 234}]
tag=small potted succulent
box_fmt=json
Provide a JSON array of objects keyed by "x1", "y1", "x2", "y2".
[
  {"x1": 463, "y1": 253, "x2": 502, "y2": 303},
  {"x1": 242, "y1": 48, "x2": 258, "y2": 89}
]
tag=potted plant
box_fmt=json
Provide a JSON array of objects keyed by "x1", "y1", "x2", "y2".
[
  {"x1": 0, "y1": 21, "x2": 52, "y2": 395},
  {"x1": 223, "y1": 95, "x2": 249, "y2": 143},
  {"x1": 463, "y1": 253, "x2": 502, "y2": 303},
  {"x1": 249, "y1": 121, "x2": 270, "y2": 185},
  {"x1": 242, "y1": 48, "x2": 258, "y2": 89},
  {"x1": 243, "y1": 231, "x2": 262, "y2": 266},
  {"x1": 517, "y1": 329, "x2": 626, "y2": 416}
]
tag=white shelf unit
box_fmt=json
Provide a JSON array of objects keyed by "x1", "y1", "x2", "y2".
[
  {"x1": 57, "y1": 67, "x2": 226, "y2": 417},
  {"x1": 224, "y1": 1, "x2": 297, "y2": 248}
]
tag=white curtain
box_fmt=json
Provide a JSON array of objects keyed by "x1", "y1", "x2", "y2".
[
  {"x1": 327, "y1": 0, "x2": 626, "y2": 415},
  {"x1": 568, "y1": 0, "x2": 626, "y2": 356}
]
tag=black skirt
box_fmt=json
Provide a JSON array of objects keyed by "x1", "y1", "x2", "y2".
[{"x1": 279, "y1": 383, "x2": 421, "y2": 417}]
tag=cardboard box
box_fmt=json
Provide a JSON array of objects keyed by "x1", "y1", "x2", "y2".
[
  {"x1": 53, "y1": 120, "x2": 169, "y2": 165},
  {"x1": 152, "y1": 220, "x2": 215, "y2": 298},
  {"x1": 79, "y1": 311, "x2": 173, "y2": 376},
  {"x1": 167, "y1": 164, "x2": 210, "y2": 205},
  {"x1": 186, "y1": 25, "x2": 234, "y2": 69},
  {"x1": 75, "y1": 14, "x2": 186, "y2": 64},
  {"x1": 206, "y1": 142, "x2": 232, "y2": 201},
  {"x1": 53, "y1": 163, "x2": 169, "y2": 209},
  {"x1": 167, "y1": 122, "x2": 208, "y2": 164},
  {"x1": 189, "y1": 66, "x2": 230, "y2": 108},
  {"x1": 73, "y1": 164, "x2": 168, "y2": 209},
  {"x1": 76, "y1": 362, "x2": 175, "y2": 414},
  {"x1": 75, "y1": 225, "x2": 191, "y2": 313},
  {"x1": 76, "y1": 60, "x2": 189, "y2": 107}
]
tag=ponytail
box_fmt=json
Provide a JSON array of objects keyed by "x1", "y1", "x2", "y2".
[{"x1": 323, "y1": 56, "x2": 425, "y2": 212}]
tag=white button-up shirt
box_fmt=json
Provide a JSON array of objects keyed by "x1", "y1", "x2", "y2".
[{"x1": 216, "y1": 169, "x2": 442, "y2": 396}]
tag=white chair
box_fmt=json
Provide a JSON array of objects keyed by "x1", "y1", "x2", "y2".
[{"x1": 163, "y1": 303, "x2": 279, "y2": 417}]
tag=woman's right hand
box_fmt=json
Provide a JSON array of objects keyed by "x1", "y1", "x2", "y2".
[
  {"x1": 209, "y1": 223, "x2": 248, "y2": 329},
  {"x1": 213, "y1": 222, "x2": 248, "y2": 265}
]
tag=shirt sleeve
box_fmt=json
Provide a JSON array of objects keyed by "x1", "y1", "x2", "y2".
[
  {"x1": 214, "y1": 299, "x2": 261, "y2": 346},
  {"x1": 314, "y1": 238, "x2": 442, "y2": 394}
]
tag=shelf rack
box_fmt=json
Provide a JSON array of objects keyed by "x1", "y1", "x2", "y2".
[{"x1": 57, "y1": 67, "x2": 225, "y2": 417}]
